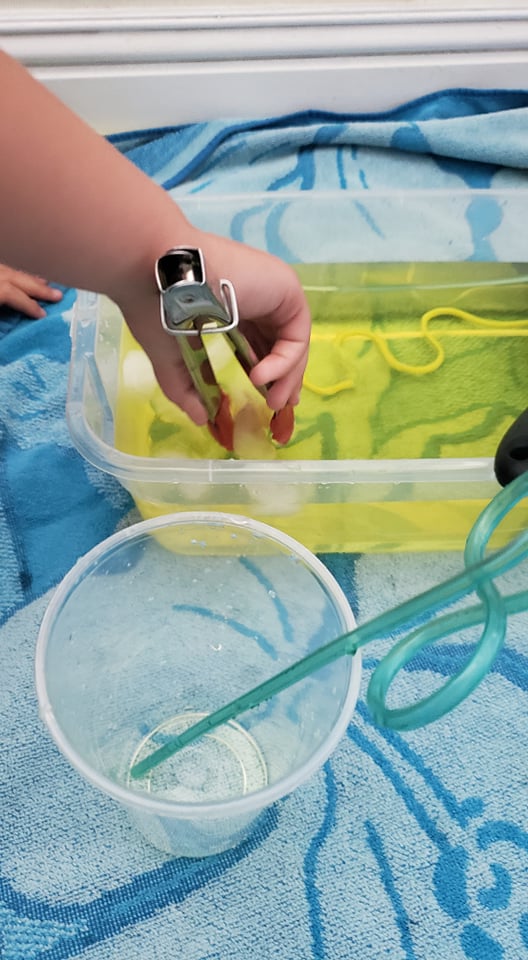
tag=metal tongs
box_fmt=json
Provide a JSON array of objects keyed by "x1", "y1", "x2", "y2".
[{"x1": 155, "y1": 247, "x2": 294, "y2": 451}]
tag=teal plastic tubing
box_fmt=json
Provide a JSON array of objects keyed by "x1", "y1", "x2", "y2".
[{"x1": 130, "y1": 472, "x2": 528, "y2": 781}]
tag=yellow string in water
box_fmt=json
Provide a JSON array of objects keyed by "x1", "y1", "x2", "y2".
[
  {"x1": 304, "y1": 307, "x2": 528, "y2": 397},
  {"x1": 304, "y1": 377, "x2": 357, "y2": 397}
]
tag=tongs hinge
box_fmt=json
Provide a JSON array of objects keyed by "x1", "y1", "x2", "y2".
[{"x1": 155, "y1": 247, "x2": 239, "y2": 335}]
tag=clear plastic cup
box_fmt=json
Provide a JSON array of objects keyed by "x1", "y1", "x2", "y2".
[{"x1": 36, "y1": 512, "x2": 361, "y2": 858}]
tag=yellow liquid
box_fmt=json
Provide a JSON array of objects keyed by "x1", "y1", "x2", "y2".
[{"x1": 112, "y1": 262, "x2": 528, "y2": 551}]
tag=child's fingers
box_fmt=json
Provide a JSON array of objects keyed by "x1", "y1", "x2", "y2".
[
  {"x1": 153, "y1": 354, "x2": 209, "y2": 426},
  {"x1": 15, "y1": 271, "x2": 63, "y2": 302},
  {"x1": 0, "y1": 263, "x2": 63, "y2": 316},
  {"x1": 0, "y1": 284, "x2": 46, "y2": 318},
  {"x1": 130, "y1": 322, "x2": 209, "y2": 426},
  {"x1": 250, "y1": 335, "x2": 309, "y2": 407}
]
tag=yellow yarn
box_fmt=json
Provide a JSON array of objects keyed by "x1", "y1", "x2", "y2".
[{"x1": 304, "y1": 307, "x2": 528, "y2": 395}]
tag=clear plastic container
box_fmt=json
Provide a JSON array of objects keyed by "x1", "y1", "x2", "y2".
[
  {"x1": 35, "y1": 512, "x2": 360, "y2": 858},
  {"x1": 66, "y1": 190, "x2": 528, "y2": 552}
]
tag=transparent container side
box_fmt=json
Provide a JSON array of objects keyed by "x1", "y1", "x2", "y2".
[
  {"x1": 66, "y1": 190, "x2": 528, "y2": 552},
  {"x1": 175, "y1": 189, "x2": 528, "y2": 264}
]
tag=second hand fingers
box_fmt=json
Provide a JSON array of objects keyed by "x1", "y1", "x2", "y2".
[
  {"x1": 16, "y1": 273, "x2": 63, "y2": 302},
  {"x1": 1, "y1": 285, "x2": 46, "y2": 318}
]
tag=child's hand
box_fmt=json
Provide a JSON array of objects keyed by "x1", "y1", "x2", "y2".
[
  {"x1": 0, "y1": 53, "x2": 309, "y2": 425},
  {"x1": 0, "y1": 263, "x2": 62, "y2": 318},
  {"x1": 202, "y1": 234, "x2": 310, "y2": 414},
  {"x1": 119, "y1": 233, "x2": 311, "y2": 427}
]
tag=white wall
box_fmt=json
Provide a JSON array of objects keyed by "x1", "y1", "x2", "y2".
[
  {"x1": 3, "y1": 1, "x2": 528, "y2": 10},
  {"x1": 2, "y1": 2, "x2": 528, "y2": 132}
]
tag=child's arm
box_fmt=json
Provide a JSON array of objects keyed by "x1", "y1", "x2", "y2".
[{"x1": 0, "y1": 52, "x2": 309, "y2": 421}]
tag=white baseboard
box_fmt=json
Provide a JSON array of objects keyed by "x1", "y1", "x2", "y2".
[
  {"x1": 25, "y1": 53, "x2": 528, "y2": 134},
  {"x1": 2, "y1": 6, "x2": 528, "y2": 132}
]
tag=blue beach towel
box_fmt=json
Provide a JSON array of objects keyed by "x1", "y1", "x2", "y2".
[{"x1": 1, "y1": 89, "x2": 528, "y2": 960}]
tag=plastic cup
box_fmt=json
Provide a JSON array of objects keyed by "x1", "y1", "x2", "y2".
[{"x1": 36, "y1": 512, "x2": 361, "y2": 858}]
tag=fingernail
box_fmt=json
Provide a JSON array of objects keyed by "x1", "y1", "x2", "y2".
[{"x1": 270, "y1": 404, "x2": 295, "y2": 444}]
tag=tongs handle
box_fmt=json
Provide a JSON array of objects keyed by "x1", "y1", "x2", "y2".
[{"x1": 495, "y1": 407, "x2": 528, "y2": 487}]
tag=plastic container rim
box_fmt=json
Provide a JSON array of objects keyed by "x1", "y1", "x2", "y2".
[
  {"x1": 65, "y1": 397, "x2": 499, "y2": 486},
  {"x1": 175, "y1": 187, "x2": 528, "y2": 201}
]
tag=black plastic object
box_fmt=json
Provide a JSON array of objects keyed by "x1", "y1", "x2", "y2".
[{"x1": 495, "y1": 408, "x2": 528, "y2": 487}]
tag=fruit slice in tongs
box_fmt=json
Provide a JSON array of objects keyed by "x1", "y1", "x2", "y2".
[{"x1": 155, "y1": 246, "x2": 294, "y2": 453}]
